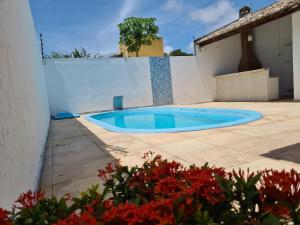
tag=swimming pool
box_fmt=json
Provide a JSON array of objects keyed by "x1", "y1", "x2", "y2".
[{"x1": 86, "y1": 107, "x2": 262, "y2": 133}]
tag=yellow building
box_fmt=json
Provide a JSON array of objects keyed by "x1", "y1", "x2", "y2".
[{"x1": 120, "y1": 37, "x2": 164, "y2": 57}]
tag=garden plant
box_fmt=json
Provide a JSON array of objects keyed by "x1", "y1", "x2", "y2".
[{"x1": 1, "y1": 152, "x2": 299, "y2": 225}]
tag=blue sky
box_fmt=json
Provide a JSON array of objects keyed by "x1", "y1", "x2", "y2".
[{"x1": 29, "y1": 0, "x2": 275, "y2": 56}]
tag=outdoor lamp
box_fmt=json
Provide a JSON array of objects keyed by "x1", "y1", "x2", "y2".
[{"x1": 247, "y1": 33, "x2": 253, "y2": 42}]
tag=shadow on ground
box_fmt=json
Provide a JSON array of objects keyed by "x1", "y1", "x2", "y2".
[
  {"x1": 261, "y1": 143, "x2": 300, "y2": 164},
  {"x1": 40, "y1": 118, "x2": 126, "y2": 198}
]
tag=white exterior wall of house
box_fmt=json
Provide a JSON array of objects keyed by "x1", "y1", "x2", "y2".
[
  {"x1": 292, "y1": 11, "x2": 300, "y2": 100},
  {"x1": 45, "y1": 58, "x2": 153, "y2": 115},
  {"x1": 0, "y1": 0, "x2": 50, "y2": 208},
  {"x1": 194, "y1": 15, "x2": 295, "y2": 100},
  {"x1": 195, "y1": 34, "x2": 242, "y2": 100},
  {"x1": 254, "y1": 15, "x2": 293, "y2": 97}
]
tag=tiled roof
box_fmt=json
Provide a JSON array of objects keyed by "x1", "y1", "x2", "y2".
[{"x1": 195, "y1": 0, "x2": 300, "y2": 46}]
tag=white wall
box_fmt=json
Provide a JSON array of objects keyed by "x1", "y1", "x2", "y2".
[
  {"x1": 216, "y1": 68, "x2": 279, "y2": 101},
  {"x1": 293, "y1": 11, "x2": 300, "y2": 100},
  {"x1": 171, "y1": 56, "x2": 214, "y2": 104},
  {"x1": 0, "y1": 0, "x2": 50, "y2": 208},
  {"x1": 45, "y1": 58, "x2": 153, "y2": 115},
  {"x1": 195, "y1": 34, "x2": 242, "y2": 100},
  {"x1": 45, "y1": 36, "x2": 242, "y2": 115},
  {"x1": 45, "y1": 56, "x2": 221, "y2": 114},
  {"x1": 254, "y1": 15, "x2": 293, "y2": 97}
]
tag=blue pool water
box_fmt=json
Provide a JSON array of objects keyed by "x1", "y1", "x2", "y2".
[{"x1": 86, "y1": 107, "x2": 262, "y2": 133}]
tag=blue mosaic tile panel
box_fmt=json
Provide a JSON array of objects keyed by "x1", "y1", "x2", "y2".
[{"x1": 149, "y1": 57, "x2": 173, "y2": 106}]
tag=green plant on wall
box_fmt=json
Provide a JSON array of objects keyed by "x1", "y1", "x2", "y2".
[
  {"x1": 118, "y1": 17, "x2": 159, "y2": 57},
  {"x1": 169, "y1": 49, "x2": 193, "y2": 56},
  {"x1": 48, "y1": 48, "x2": 98, "y2": 58}
]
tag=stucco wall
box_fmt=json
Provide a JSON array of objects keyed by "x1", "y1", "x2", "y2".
[
  {"x1": 45, "y1": 58, "x2": 153, "y2": 115},
  {"x1": 171, "y1": 56, "x2": 214, "y2": 104},
  {"x1": 254, "y1": 15, "x2": 293, "y2": 97},
  {"x1": 45, "y1": 56, "x2": 216, "y2": 114},
  {"x1": 195, "y1": 34, "x2": 242, "y2": 100},
  {"x1": 0, "y1": 0, "x2": 50, "y2": 208},
  {"x1": 216, "y1": 69, "x2": 279, "y2": 101},
  {"x1": 293, "y1": 11, "x2": 300, "y2": 100}
]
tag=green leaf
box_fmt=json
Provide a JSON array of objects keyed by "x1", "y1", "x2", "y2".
[{"x1": 262, "y1": 214, "x2": 281, "y2": 225}]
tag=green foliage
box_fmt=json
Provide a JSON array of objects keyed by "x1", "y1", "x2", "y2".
[
  {"x1": 71, "y1": 184, "x2": 104, "y2": 211},
  {"x1": 193, "y1": 210, "x2": 219, "y2": 225},
  {"x1": 118, "y1": 17, "x2": 159, "y2": 56},
  {"x1": 261, "y1": 214, "x2": 282, "y2": 225},
  {"x1": 13, "y1": 196, "x2": 70, "y2": 225},
  {"x1": 49, "y1": 52, "x2": 71, "y2": 58},
  {"x1": 2, "y1": 154, "x2": 299, "y2": 225},
  {"x1": 70, "y1": 48, "x2": 91, "y2": 58},
  {"x1": 48, "y1": 48, "x2": 99, "y2": 58},
  {"x1": 169, "y1": 49, "x2": 193, "y2": 56}
]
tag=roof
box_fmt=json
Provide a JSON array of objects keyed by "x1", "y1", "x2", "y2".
[{"x1": 195, "y1": 0, "x2": 300, "y2": 47}]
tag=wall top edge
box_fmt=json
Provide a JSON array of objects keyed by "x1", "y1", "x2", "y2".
[{"x1": 215, "y1": 68, "x2": 269, "y2": 78}]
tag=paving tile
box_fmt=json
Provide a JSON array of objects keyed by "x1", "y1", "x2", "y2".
[
  {"x1": 53, "y1": 176, "x2": 103, "y2": 199},
  {"x1": 104, "y1": 140, "x2": 151, "y2": 154},
  {"x1": 53, "y1": 156, "x2": 113, "y2": 184},
  {"x1": 156, "y1": 139, "x2": 214, "y2": 157},
  {"x1": 40, "y1": 165, "x2": 52, "y2": 187},
  {"x1": 42, "y1": 184, "x2": 53, "y2": 198},
  {"x1": 92, "y1": 132, "x2": 134, "y2": 144},
  {"x1": 53, "y1": 144, "x2": 107, "y2": 167},
  {"x1": 136, "y1": 133, "x2": 191, "y2": 146},
  {"x1": 180, "y1": 147, "x2": 260, "y2": 168},
  {"x1": 231, "y1": 124, "x2": 285, "y2": 137},
  {"x1": 40, "y1": 102, "x2": 300, "y2": 199},
  {"x1": 182, "y1": 129, "x2": 224, "y2": 138},
  {"x1": 51, "y1": 119, "x2": 77, "y2": 131},
  {"x1": 196, "y1": 132, "x2": 250, "y2": 146},
  {"x1": 263, "y1": 131, "x2": 300, "y2": 146},
  {"x1": 230, "y1": 137, "x2": 289, "y2": 155},
  {"x1": 52, "y1": 135, "x2": 95, "y2": 153},
  {"x1": 108, "y1": 146, "x2": 158, "y2": 160},
  {"x1": 50, "y1": 129, "x2": 85, "y2": 140},
  {"x1": 230, "y1": 158, "x2": 300, "y2": 172},
  {"x1": 117, "y1": 147, "x2": 192, "y2": 168}
]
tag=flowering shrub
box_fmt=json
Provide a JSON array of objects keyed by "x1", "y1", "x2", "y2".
[{"x1": 1, "y1": 152, "x2": 299, "y2": 225}]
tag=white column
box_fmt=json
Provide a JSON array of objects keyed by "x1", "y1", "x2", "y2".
[{"x1": 292, "y1": 11, "x2": 300, "y2": 100}]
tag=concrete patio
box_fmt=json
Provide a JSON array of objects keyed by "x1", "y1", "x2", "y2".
[{"x1": 40, "y1": 102, "x2": 300, "y2": 198}]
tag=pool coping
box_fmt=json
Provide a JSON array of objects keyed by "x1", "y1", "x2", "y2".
[{"x1": 85, "y1": 107, "x2": 263, "y2": 133}]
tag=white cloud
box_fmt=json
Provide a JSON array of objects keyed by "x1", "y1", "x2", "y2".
[
  {"x1": 164, "y1": 45, "x2": 174, "y2": 53},
  {"x1": 189, "y1": 0, "x2": 238, "y2": 28},
  {"x1": 117, "y1": 0, "x2": 137, "y2": 21},
  {"x1": 97, "y1": 0, "x2": 138, "y2": 54},
  {"x1": 162, "y1": 0, "x2": 182, "y2": 12}
]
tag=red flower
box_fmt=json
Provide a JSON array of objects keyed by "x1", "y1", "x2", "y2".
[
  {"x1": 182, "y1": 167, "x2": 225, "y2": 205},
  {"x1": 54, "y1": 212, "x2": 98, "y2": 225},
  {"x1": 0, "y1": 208, "x2": 12, "y2": 225},
  {"x1": 260, "y1": 169, "x2": 300, "y2": 218},
  {"x1": 103, "y1": 200, "x2": 113, "y2": 210},
  {"x1": 14, "y1": 190, "x2": 45, "y2": 209},
  {"x1": 101, "y1": 199, "x2": 175, "y2": 225},
  {"x1": 98, "y1": 160, "x2": 120, "y2": 182},
  {"x1": 154, "y1": 176, "x2": 185, "y2": 198}
]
